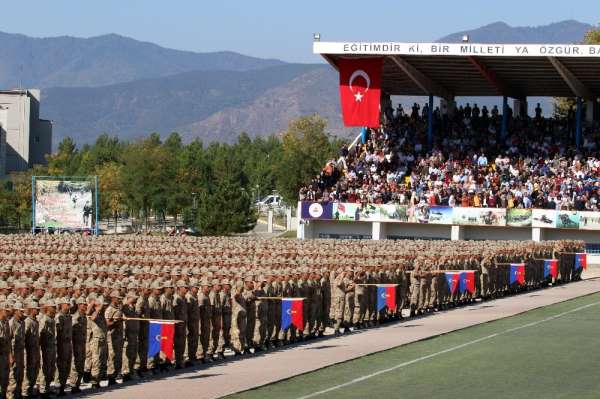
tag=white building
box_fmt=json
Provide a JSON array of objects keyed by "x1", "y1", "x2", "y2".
[{"x1": 0, "y1": 89, "x2": 52, "y2": 177}]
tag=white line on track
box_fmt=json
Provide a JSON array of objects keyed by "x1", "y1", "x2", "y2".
[{"x1": 297, "y1": 301, "x2": 600, "y2": 399}]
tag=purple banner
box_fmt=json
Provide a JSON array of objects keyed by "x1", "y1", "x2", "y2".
[{"x1": 301, "y1": 202, "x2": 333, "y2": 220}]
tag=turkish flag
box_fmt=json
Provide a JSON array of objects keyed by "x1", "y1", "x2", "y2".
[{"x1": 339, "y1": 58, "x2": 383, "y2": 128}]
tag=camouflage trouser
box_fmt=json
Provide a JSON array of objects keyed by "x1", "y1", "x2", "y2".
[
  {"x1": 7, "y1": 349, "x2": 24, "y2": 399},
  {"x1": 107, "y1": 335, "x2": 123, "y2": 376},
  {"x1": 419, "y1": 276, "x2": 431, "y2": 309},
  {"x1": 23, "y1": 346, "x2": 39, "y2": 396},
  {"x1": 0, "y1": 354, "x2": 9, "y2": 399},
  {"x1": 138, "y1": 323, "x2": 149, "y2": 369},
  {"x1": 252, "y1": 311, "x2": 267, "y2": 347},
  {"x1": 429, "y1": 276, "x2": 439, "y2": 309},
  {"x1": 210, "y1": 314, "x2": 223, "y2": 354},
  {"x1": 197, "y1": 318, "x2": 210, "y2": 359},
  {"x1": 186, "y1": 319, "x2": 199, "y2": 361},
  {"x1": 123, "y1": 332, "x2": 139, "y2": 375},
  {"x1": 354, "y1": 294, "x2": 367, "y2": 324},
  {"x1": 57, "y1": 342, "x2": 72, "y2": 388},
  {"x1": 222, "y1": 312, "x2": 232, "y2": 348},
  {"x1": 230, "y1": 312, "x2": 247, "y2": 352},
  {"x1": 345, "y1": 295, "x2": 355, "y2": 325},
  {"x1": 90, "y1": 338, "x2": 107, "y2": 381},
  {"x1": 84, "y1": 330, "x2": 93, "y2": 373},
  {"x1": 480, "y1": 273, "x2": 490, "y2": 297},
  {"x1": 37, "y1": 348, "x2": 56, "y2": 394},
  {"x1": 302, "y1": 300, "x2": 310, "y2": 335},
  {"x1": 174, "y1": 324, "x2": 186, "y2": 367},
  {"x1": 333, "y1": 297, "x2": 345, "y2": 329},
  {"x1": 70, "y1": 341, "x2": 86, "y2": 388},
  {"x1": 267, "y1": 302, "x2": 277, "y2": 341},
  {"x1": 409, "y1": 277, "x2": 420, "y2": 311},
  {"x1": 268, "y1": 304, "x2": 280, "y2": 341},
  {"x1": 312, "y1": 297, "x2": 324, "y2": 333},
  {"x1": 245, "y1": 311, "x2": 256, "y2": 349}
]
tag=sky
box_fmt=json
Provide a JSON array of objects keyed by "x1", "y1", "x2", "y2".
[{"x1": 1, "y1": 0, "x2": 598, "y2": 63}]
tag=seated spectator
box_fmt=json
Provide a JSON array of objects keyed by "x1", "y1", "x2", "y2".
[{"x1": 301, "y1": 102, "x2": 600, "y2": 211}]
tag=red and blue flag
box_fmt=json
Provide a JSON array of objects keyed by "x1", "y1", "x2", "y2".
[
  {"x1": 510, "y1": 263, "x2": 525, "y2": 285},
  {"x1": 543, "y1": 259, "x2": 558, "y2": 279},
  {"x1": 281, "y1": 298, "x2": 304, "y2": 330},
  {"x1": 148, "y1": 321, "x2": 175, "y2": 361},
  {"x1": 376, "y1": 285, "x2": 396, "y2": 311},
  {"x1": 459, "y1": 271, "x2": 476, "y2": 294},
  {"x1": 575, "y1": 253, "x2": 587, "y2": 270},
  {"x1": 445, "y1": 272, "x2": 460, "y2": 295}
]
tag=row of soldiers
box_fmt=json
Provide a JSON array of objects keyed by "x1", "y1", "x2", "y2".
[{"x1": 0, "y1": 235, "x2": 587, "y2": 398}]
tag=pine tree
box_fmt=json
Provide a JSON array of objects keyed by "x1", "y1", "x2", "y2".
[{"x1": 197, "y1": 173, "x2": 256, "y2": 235}]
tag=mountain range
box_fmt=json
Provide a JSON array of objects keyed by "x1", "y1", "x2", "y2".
[{"x1": 0, "y1": 20, "x2": 593, "y2": 146}]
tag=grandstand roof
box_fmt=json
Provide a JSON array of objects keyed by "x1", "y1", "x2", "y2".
[{"x1": 314, "y1": 42, "x2": 600, "y2": 99}]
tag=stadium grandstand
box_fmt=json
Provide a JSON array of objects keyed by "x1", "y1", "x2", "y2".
[{"x1": 298, "y1": 40, "x2": 600, "y2": 252}]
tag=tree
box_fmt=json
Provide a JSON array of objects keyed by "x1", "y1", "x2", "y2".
[
  {"x1": 96, "y1": 162, "x2": 125, "y2": 232},
  {"x1": 120, "y1": 136, "x2": 170, "y2": 230},
  {"x1": 275, "y1": 115, "x2": 339, "y2": 203},
  {"x1": 47, "y1": 137, "x2": 80, "y2": 175},
  {"x1": 197, "y1": 172, "x2": 256, "y2": 235}
]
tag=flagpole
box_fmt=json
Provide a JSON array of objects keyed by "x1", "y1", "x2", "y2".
[
  {"x1": 355, "y1": 284, "x2": 399, "y2": 286},
  {"x1": 88, "y1": 316, "x2": 184, "y2": 323},
  {"x1": 255, "y1": 297, "x2": 306, "y2": 300},
  {"x1": 495, "y1": 262, "x2": 525, "y2": 266}
]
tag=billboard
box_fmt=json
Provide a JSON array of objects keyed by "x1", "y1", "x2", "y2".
[
  {"x1": 555, "y1": 211, "x2": 580, "y2": 229},
  {"x1": 300, "y1": 202, "x2": 600, "y2": 231},
  {"x1": 506, "y1": 209, "x2": 532, "y2": 227},
  {"x1": 300, "y1": 202, "x2": 333, "y2": 220},
  {"x1": 452, "y1": 207, "x2": 506, "y2": 226},
  {"x1": 531, "y1": 209, "x2": 556, "y2": 228},
  {"x1": 579, "y1": 211, "x2": 600, "y2": 230},
  {"x1": 34, "y1": 178, "x2": 95, "y2": 230}
]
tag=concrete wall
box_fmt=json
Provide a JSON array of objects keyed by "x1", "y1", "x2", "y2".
[
  {"x1": 30, "y1": 119, "x2": 52, "y2": 166},
  {"x1": 542, "y1": 229, "x2": 600, "y2": 242},
  {"x1": 300, "y1": 219, "x2": 600, "y2": 245},
  {"x1": 463, "y1": 226, "x2": 531, "y2": 241},
  {"x1": 386, "y1": 223, "x2": 451, "y2": 240},
  {"x1": 0, "y1": 107, "x2": 6, "y2": 177},
  {"x1": 0, "y1": 90, "x2": 51, "y2": 174},
  {"x1": 0, "y1": 92, "x2": 31, "y2": 172}
]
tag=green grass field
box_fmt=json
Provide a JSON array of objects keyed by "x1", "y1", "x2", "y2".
[{"x1": 228, "y1": 292, "x2": 600, "y2": 399}]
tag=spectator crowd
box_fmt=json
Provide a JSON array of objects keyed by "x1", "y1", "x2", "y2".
[{"x1": 300, "y1": 102, "x2": 600, "y2": 211}]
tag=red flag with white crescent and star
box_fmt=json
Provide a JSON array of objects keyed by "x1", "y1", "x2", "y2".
[{"x1": 338, "y1": 58, "x2": 383, "y2": 128}]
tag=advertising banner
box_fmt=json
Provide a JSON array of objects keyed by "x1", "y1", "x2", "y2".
[
  {"x1": 531, "y1": 209, "x2": 556, "y2": 228},
  {"x1": 555, "y1": 211, "x2": 580, "y2": 229},
  {"x1": 578, "y1": 211, "x2": 600, "y2": 230},
  {"x1": 506, "y1": 209, "x2": 532, "y2": 227},
  {"x1": 301, "y1": 202, "x2": 333, "y2": 220},
  {"x1": 332, "y1": 202, "x2": 361, "y2": 221},
  {"x1": 301, "y1": 202, "x2": 600, "y2": 231},
  {"x1": 452, "y1": 207, "x2": 506, "y2": 226},
  {"x1": 356, "y1": 203, "x2": 381, "y2": 222},
  {"x1": 427, "y1": 206, "x2": 454, "y2": 225},
  {"x1": 378, "y1": 204, "x2": 410, "y2": 223},
  {"x1": 34, "y1": 179, "x2": 94, "y2": 229}
]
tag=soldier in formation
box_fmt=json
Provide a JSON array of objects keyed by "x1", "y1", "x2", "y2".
[{"x1": 0, "y1": 234, "x2": 587, "y2": 397}]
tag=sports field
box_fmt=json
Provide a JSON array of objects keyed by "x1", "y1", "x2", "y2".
[{"x1": 228, "y1": 292, "x2": 600, "y2": 399}]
